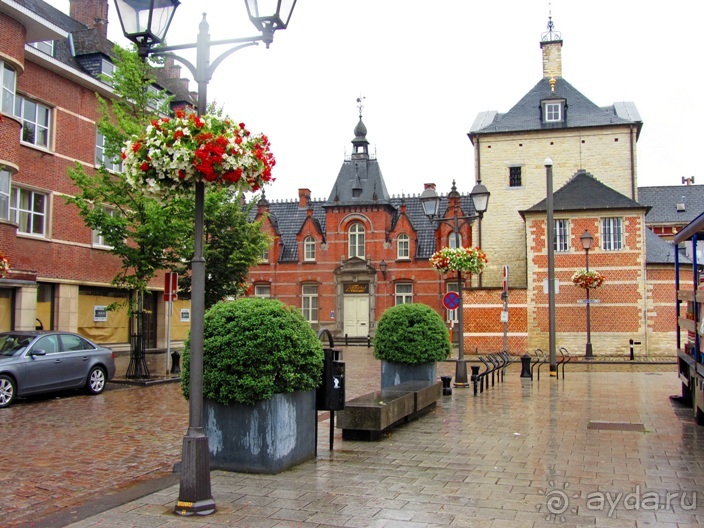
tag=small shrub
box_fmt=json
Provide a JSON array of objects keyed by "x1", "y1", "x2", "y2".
[
  {"x1": 373, "y1": 303, "x2": 451, "y2": 365},
  {"x1": 181, "y1": 298, "x2": 324, "y2": 406}
]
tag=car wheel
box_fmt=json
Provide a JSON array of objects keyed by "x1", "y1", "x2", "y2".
[
  {"x1": 0, "y1": 375, "x2": 17, "y2": 408},
  {"x1": 86, "y1": 366, "x2": 107, "y2": 395}
]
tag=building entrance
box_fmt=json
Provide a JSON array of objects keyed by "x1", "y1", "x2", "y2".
[{"x1": 343, "y1": 295, "x2": 369, "y2": 337}]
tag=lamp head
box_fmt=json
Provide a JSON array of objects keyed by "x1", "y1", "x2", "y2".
[
  {"x1": 420, "y1": 184, "x2": 441, "y2": 218},
  {"x1": 470, "y1": 183, "x2": 490, "y2": 214},
  {"x1": 114, "y1": 0, "x2": 180, "y2": 56},
  {"x1": 245, "y1": 0, "x2": 297, "y2": 46},
  {"x1": 580, "y1": 230, "x2": 594, "y2": 250}
]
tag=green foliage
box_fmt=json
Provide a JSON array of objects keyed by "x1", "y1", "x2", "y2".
[
  {"x1": 65, "y1": 43, "x2": 190, "y2": 312},
  {"x1": 181, "y1": 298, "x2": 324, "y2": 406},
  {"x1": 373, "y1": 303, "x2": 451, "y2": 365},
  {"x1": 65, "y1": 44, "x2": 269, "y2": 312},
  {"x1": 176, "y1": 189, "x2": 270, "y2": 309}
]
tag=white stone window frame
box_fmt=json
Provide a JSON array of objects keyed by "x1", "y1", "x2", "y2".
[
  {"x1": 95, "y1": 131, "x2": 123, "y2": 173},
  {"x1": 1, "y1": 61, "x2": 17, "y2": 115},
  {"x1": 395, "y1": 283, "x2": 413, "y2": 305},
  {"x1": 301, "y1": 284, "x2": 318, "y2": 322},
  {"x1": 348, "y1": 222, "x2": 365, "y2": 258},
  {"x1": 397, "y1": 233, "x2": 410, "y2": 259},
  {"x1": 16, "y1": 96, "x2": 52, "y2": 150},
  {"x1": 554, "y1": 218, "x2": 570, "y2": 253},
  {"x1": 0, "y1": 169, "x2": 10, "y2": 221},
  {"x1": 303, "y1": 236, "x2": 316, "y2": 261},
  {"x1": 9, "y1": 186, "x2": 48, "y2": 237},
  {"x1": 544, "y1": 102, "x2": 562, "y2": 122}
]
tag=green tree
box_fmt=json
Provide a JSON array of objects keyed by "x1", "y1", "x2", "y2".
[
  {"x1": 177, "y1": 188, "x2": 270, "y2": 309},
  {"x1": 66, "y1": 45, "x2": 191, "y2": 376},
  {"x1": 65, "y1": 45, "x2": 269, "y2": 374}
]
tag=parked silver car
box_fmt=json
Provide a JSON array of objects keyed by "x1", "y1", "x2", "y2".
[{"x1": 0, "y1": 331, "x2": 116, "y2": 408}]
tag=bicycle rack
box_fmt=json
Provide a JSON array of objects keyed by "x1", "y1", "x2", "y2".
[
  {"x1": 532, "y1": 348, "x2": 548, "y2": 380},
  {"x1": 558, "y1": 347, "x2": 572, "y2": 379},
  {"x1": 478, "y1": 356, "x2": 491, "y2": 393}
]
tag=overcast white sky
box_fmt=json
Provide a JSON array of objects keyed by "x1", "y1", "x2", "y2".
[{"x1": 48, "y1": 0, "x2": 702, "y2": 200}]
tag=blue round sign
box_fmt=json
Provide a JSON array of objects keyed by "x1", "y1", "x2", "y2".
[{"x1": 443, "y1": 291, "x2": 460, "y2": 310}]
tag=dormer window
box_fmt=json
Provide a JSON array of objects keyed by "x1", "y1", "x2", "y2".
[
  {"x1": 541, "y1": 98, "x2": 566, "y2": 124},
  {"x1": 545, "y1": 102, "x2": 561, "y2": 121}
]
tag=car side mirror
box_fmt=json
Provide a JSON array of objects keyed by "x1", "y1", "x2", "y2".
[{"x1": 30, "y1": 349, "x2": 47, "y2": 357}]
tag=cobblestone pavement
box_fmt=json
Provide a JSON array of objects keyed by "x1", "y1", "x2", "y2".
[{"x1": 6, "y1": 348, "x2": 702, "y2": 528}]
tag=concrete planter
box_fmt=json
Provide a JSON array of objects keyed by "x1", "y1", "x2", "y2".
[
  {"x1": 381, "y1": 360, "x2": 437, "y2": 389},
  {"x1": 204, "y1": 390, "x2": 316, "y2": 474}
]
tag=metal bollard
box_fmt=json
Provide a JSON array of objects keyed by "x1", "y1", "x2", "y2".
[
  {"x1": 471, "y1": 365, "x2": 480, "y2": 395},
  {"x1": 367, "y1": 335, "x2": 371, "y2": 348},
  {"x1": 520, "y1": 354, "x2": 532, "y2": 378},
  {"x1": 440, "y1": 375, "x2": 452, "y2": 396},
  {"x1": 629, "y1": 339, "x2": 641, "y2": 361}
]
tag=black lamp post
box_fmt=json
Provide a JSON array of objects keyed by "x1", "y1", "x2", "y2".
[
  {"x1": 420, "y1": 180, "x2": 490, "y2": 387},
  {"x1": 580, "y1": 229, "x2": 594, "y2": 359},
  {"x1": 114, "y1": 0, "x2": 296, "y2": 516}
]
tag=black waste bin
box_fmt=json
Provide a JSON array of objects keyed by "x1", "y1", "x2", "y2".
[{"x1": 316, "y1": 347, "x2": 345, "y2": 411}]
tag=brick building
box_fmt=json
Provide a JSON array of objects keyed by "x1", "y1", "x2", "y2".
[
  {"x1": 462, "y1": 18, "x2": 686, "y2": 356},
  {"x1": 250, "y1": 17, "x2": 687, "y2": 356},
  {"x1": 0, "y1": 0, "x2": 193, "y2": 349},
  {"x1": 250, "y1": 111, "x2": 480, "y2": 341}
]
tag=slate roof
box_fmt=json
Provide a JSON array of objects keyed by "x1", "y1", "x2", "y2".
[
  {"x1": 469, "y1": 78, "x2": 642, "y2": 138},
  {"x1": 521, "y1": 170, "x2": 648, "y2": 215},
  {"x1": 646, "y1": 228, "x2": 690, "y2": 265},
  {"x1": 638, "y1": 185, "x2": 704, "y2": 225},
  {"x1": 253, "y1": 194, "x2": 476, "y2": 263}
]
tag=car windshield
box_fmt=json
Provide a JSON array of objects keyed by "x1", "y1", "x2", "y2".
[{"x1": 0, "y1": 335, "x2": 34, "y2": 357}]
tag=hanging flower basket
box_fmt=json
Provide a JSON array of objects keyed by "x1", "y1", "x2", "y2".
[
  {"x1": 571, "y1": 269, "x2": 605, "y2": 289},
  {"x1": 122, "y1": 110, "x2": 275, "y2": 199},
  {"x1": 430, "y1": 246, "x2": 488, "y2": 275},
  {"x1": 0, "y1": 252, "x2": 9, "y2": 278}
]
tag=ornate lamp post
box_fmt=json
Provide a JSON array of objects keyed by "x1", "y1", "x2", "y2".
[
  {"x1": 114, "y1": 0, "x2": 296, "y2": 516},
  {"x1": 580, "y1": 229, "x2": 594, "y2": 359},
  {"x1": 420, "y1": 180, "x2": 490, "y2": 387},
  {"x1": 545, "y1": 158, "x2": 557, "y2": 376}
]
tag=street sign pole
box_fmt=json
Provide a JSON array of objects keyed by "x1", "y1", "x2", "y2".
[{"x1": 502, "y1": 265, "x2": 509, "y2": 353}]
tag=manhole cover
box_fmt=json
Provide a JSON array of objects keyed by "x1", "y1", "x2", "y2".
[{"x1": 588, "y1": 421, "x2": 645, "y2": 432}]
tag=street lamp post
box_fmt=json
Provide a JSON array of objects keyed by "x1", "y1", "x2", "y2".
[
  {"x1": 580, "y1": 230, "x2": 594, "y2": 359},
  {"x1": 420, "y1": 180, "x2": 490, "y2": 387},
  {"x1": 114, "y1": 0, "x2": 296, "y2": 516},
  {"x1": 545, "y1": 158, "x2": 557, "y2": 376}
]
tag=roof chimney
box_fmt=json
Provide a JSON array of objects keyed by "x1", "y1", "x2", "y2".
[
  {"x1": 70, "y1": 0, "x2": 109, "y2": 38},
  {"x1": 298, "y1": 188, "x2": 311, "y2": 208},
  {"x1": 540, "y1": 14, "x2": 562, "y2": 79}
]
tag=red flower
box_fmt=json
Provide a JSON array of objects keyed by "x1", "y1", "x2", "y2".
[{"x1": 140, "y1": 162, "x2": 150, "y2": 171}]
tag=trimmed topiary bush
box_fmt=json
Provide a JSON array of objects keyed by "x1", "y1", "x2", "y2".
[
  {"x1": 181, "y1": 297, "x2": 324, "y2": 406},
  {"x1": 373, "y1": 303, "x2": 451, "y2": 365}
]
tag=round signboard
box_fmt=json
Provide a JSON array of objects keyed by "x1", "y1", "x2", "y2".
[{"x1": 443, "y1": 291, "x2": 460, "y2": 310}]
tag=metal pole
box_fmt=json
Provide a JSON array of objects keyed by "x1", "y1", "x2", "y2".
[
  {"x1": 585, "y1": 247, "x2": 593, "y2": 358},
  {"x1": 175, "y1": 16, "x2": 214, "y2": 516},
  {"x1": 545, "y1": 160, "x2": 557, "y2": 376},
  {"x1": 166, "y1": 300, "x2": 172, "y2": 375},
  {"x1": 454, "y1": 206, "x2": 469, "y2": 386}
]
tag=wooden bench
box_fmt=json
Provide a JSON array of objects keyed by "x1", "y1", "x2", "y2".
[{"x1": 337, "y1": 380, "x2": 442, "y2": 440}]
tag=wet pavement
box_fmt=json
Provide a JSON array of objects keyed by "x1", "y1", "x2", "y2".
[{"x1": 4, "y1": 348, "x2": 704, "y2": 527}]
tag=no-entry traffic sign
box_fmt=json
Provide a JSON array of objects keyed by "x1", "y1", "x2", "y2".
[{"x1": 443, "y1": 291, "x2": 460, "y2": 310}]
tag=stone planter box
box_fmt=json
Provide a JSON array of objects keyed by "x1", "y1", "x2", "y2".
[
  {"x1": 204, "y1": 390, "x2": 316, "y2": 474},
  {"x1": 381, "y1": 360, "x2": 437, "y2": 389},
  {"x1": 337, "y1": 380, "x2": 442, "y2": 440}
]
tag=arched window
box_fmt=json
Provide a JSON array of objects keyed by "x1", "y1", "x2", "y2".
[
  {"x1": 449, "y1": 232, "x2": 462, "y2": 249},
  {"x1": 303, "y1": 236, "x2": 316, "y2": 261},
  {"x1": 397, "y1": 233, "x2": 409, "y2": 259},
  {"x1": 348, "y1": 222, "x2": 365, "y2": 258}
]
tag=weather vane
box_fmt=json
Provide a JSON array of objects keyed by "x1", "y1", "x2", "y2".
[
  {"x1": 541, "y1": 4, "x2": 561, "y2": 41},
  {"x1": 356, "y1": 95, "x2": 365, "y2": 118}
]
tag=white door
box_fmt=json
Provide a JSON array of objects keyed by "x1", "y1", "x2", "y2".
[{"x1": 343, "y1": 296, "x2": 369, "y2": 337}]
